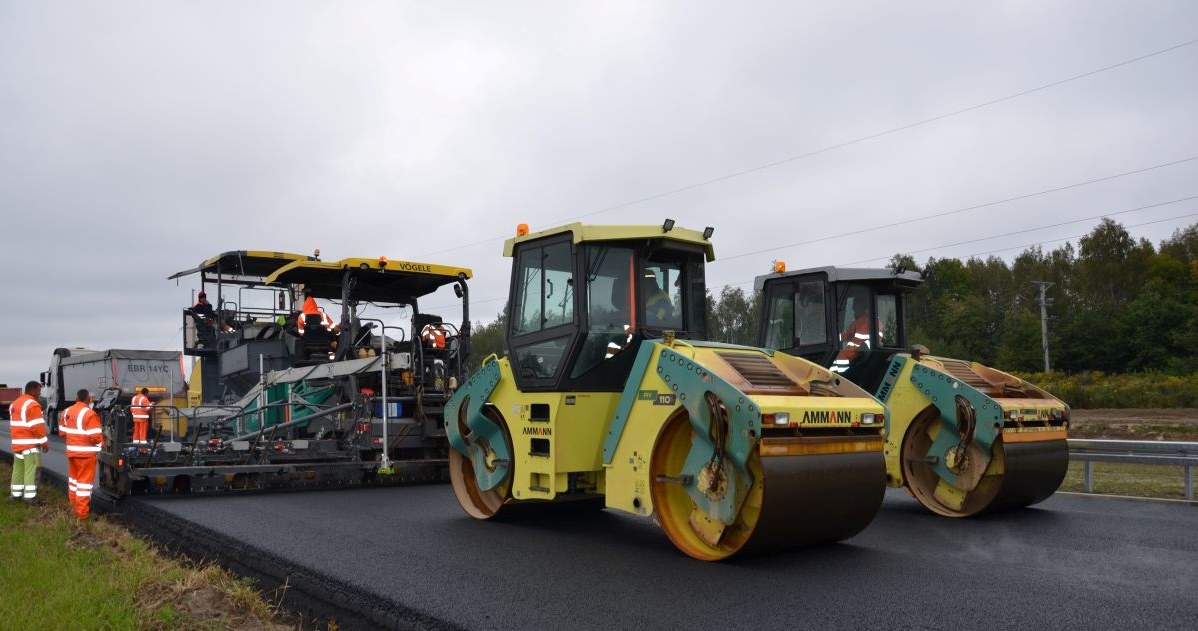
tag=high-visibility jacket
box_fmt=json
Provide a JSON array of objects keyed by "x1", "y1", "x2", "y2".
[
  {"x1": 421, "y1": 324, "x2": 448, "y2": 349},
  {"x1": 830, "y1": 314, "x2": 872, "y2": 373},
  {"x1": 8, "y1": 394, "x2": 48, "y2": 453},
  {"x1": 61, "y1": 402, "x2": 104, "y2": 457},
  {"x1": 130, "y1": 393, "x2": 153, "y2": 420},
  {"x1": 302, "y1": 296, "x2": 320, "y2": 315}
]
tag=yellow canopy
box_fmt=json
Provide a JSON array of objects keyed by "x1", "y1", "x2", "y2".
[
  {"x1": 502, "y1": 222, "x2": 715, "y2": 261},
  {"x1": 264, "y1": 257, "x2": 472, "y2": 302}
]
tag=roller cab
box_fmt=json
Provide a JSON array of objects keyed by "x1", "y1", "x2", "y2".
[
  {"x1": 447, "y1": 222, "x2": 888, "y2": 560},
  {"x1": 755, "y1": 265, "x2": 1069, "y2": 517}
]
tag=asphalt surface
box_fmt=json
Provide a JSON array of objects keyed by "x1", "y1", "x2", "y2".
[{"x1": 4, "y1": 427, "x2": 1197, "y2": 630}]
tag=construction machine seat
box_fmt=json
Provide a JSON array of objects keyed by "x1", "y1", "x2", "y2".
[{"x1": 297, "y1": 314, "x2": 332, "y2": 364}]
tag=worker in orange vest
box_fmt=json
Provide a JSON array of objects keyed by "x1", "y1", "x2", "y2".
[
  {"x1": 130, "y1": 387, "x2": 154, "y2": 445},
  {"x1": 8, "y1": 380, "x2": 49, "y2": 503},
  {"x1": 60, "y1": 389, "x2": 104, "y2": 520},
  {"x1": 830, "y1": 292, "x2": 875, "y2": 374},
  {"x1": 421, "y1": 323, "x2": 449, "y2": 349},
  {"x1": 297, "y1": 292, "x2": 340, "y2": 342}
]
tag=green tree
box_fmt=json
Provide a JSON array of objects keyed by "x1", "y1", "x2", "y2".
[
  {"x1": 708, "y1": 286, "x2": 760, "y2": 345},
  {"x1": 468, "y1": 310, "x2": 508, "y2": 370}
]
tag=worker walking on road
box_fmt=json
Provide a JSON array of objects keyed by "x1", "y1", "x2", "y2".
[
  {"x1": 130, "y1": 387, "x2": 153, "y2": 445},
  {"x1": 8, "y1": 380, "x2": 48, "y2": 503},
  {"x1": 60, "y1": 389, "x2": 103, "y2": 520}
]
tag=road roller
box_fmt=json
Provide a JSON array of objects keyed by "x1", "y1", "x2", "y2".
[
  {"x1": 446, "y1": 221, "x2": 888, "y2": 560},
  {"x1": 755, "y1": 264, "x2": 1070, "y2": 517}
]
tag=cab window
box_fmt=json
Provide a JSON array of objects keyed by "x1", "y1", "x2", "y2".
[
  {"x1": 876, "y1": 293, "x2": 898, "y2": 348},
  {"x1": 510, "y1": 240, "x2": 575, "y2": 381},
  {"x1": 641, "y1": 262, "x2": 683, "y2": 330},
  {"x1": 513, "y1": 241, "x2": 574, "y2": 335},
  {"x1": 570, "y1": 246, "x2": 634, "y2": 378},
  {"x1": 795, "y1": 280, "x2": 826, "y2": 346},
  {"x1": 764, "y1": 291, "x2": 794, "y2": 350}
]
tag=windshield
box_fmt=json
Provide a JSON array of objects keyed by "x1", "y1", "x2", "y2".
[{"x1": 764, "y1": 279, "x2": 826, "y2": 351}]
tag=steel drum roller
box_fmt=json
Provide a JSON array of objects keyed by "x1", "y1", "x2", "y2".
[
  {"x1": 651, "y1": 413, "x2": 886, "y2": 561},
  {"x1": 983, "y1": 439, "x2": 1069, "y2": 513}
]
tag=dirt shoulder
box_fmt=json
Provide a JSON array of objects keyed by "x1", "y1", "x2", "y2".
[{"x1": 1069, "y1": 408, "x2": 1198, "y2": 441}]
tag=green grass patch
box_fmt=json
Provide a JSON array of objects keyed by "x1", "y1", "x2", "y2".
[
  {"x1": 1063, "y1": 460, "x2": 1193, "y2": 500},
  {"x1": 0, "y1": 463, "x2": 290, "y2": 630}
]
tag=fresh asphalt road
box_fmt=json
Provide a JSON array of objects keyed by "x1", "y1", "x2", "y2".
[{"x1": 4, "y1": 428, "x2": 1196, "y2": 630}]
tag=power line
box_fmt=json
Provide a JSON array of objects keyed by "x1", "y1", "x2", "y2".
[
  {"x1": 839, "y1": 194, "x2": 1198, "y2": 266},
  {"x1": 954, "y1": 211, "x2": 1198, "y2": 260},
  {"x1": 424, "y1": 158, "x2": 1198, "y2": 312},
  {"x1": 433, "y1": 210, "x2": 1198, "y2": 316},
  {"x1": 413, "y1": 36, "x2": 1198, "y2": 259},
  {"x1": 718, "y1": 155, "x2": 1198, "y2": 262}
]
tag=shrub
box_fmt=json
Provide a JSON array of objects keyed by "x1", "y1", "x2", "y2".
[{"x1": 1013, "y1": 371, "x2": 1198, "y2": 409}]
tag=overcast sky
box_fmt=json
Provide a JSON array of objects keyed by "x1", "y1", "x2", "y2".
[{"x1": 1, "y1": 1, "x2": 1196, "y2": 386}]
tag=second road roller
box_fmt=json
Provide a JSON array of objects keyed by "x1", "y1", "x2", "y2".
[
  {"x1": 447, "y1": 221, "x2": 888, "y2": 560},
  {"x1": 755, "y1": 264, "x2": 1070, "y2": 517}
]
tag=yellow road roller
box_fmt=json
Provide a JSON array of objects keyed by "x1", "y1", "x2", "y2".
[
  {"x1": 755, "y1": 265, "x2": 1069, "y2": 517},
  {"x1": 446, "y1": 222, "x2": 889, "y2": 560}
]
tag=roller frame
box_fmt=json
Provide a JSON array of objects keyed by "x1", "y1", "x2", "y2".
[
  {"x1": 908, "y1": 362, "x2": 1004, "y2": 491},
  {"x1": 445, "y1": 359, "x2": 509, "y2": 492},
  {"x1": 656, "y1": 346, "x2": 761, "y2": 526}
]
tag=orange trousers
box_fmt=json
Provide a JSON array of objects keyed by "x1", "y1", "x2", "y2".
[
  {"x1": 67, "y1": 456, "x2": 97, "y2": 520},
  {"x1": 133, "y1": 418, "x2": 149, "y2": 443}
]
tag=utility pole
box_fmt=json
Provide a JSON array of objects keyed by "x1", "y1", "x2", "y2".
[{"x1": 1030, "y1": 281, "x2": 1054, "y2": 372}]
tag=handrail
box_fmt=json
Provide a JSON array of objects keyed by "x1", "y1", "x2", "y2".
[{"x1": 1068, "y1": 438, "x2": 1197, "y2": 500}]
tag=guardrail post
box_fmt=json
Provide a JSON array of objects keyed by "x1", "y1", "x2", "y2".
[
  {"x1": 1084, "y1": 461, "x2": 1095, "y2": 494},
  {"x1": 1186, "y1": 465, "x2": 1193, "y2": 501}
]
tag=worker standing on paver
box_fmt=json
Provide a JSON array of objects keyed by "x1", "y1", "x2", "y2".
[
  {"x1": 60, "y1": 389, "x2": 103, "y2": 520},
  {"x1": 130, "y1": 387, "x2": 153, "y2": 445},
  {"x1": 8, "y1": 380, "x2": 48, "y2": 503}
]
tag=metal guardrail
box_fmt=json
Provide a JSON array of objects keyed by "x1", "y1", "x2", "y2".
[{"x1": 1068, "y1": 439, "x2": 1198, "y2": 500}]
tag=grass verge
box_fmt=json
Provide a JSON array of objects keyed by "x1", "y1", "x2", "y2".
[
  {"x1": 0, "y1": 462, "x2": 293, "y2": 631},
  {"x1": 1061, "y1": 460, "x2": 1193, "y2": 501}
]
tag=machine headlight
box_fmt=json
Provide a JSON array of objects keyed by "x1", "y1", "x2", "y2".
[
  {"x1": 774, "y1": 412, "x2": 790, "y2": 425},
  {"x1": 861, "y1": 413, "x2": 876, "y2": 425}
]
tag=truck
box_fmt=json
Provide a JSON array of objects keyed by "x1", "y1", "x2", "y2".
[
  {"x1": 0, "y1": 384, "x2": 22, "y2": 420},
  {"x1": 40, "y1": 348, "x2": 187, "y2": 434}
]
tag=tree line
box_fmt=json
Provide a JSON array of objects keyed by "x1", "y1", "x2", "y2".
[{"x1": 469, "y1": 218, "x2": 1198, "y2": 374}]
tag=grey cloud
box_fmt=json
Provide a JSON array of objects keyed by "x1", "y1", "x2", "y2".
[{"x1": 2, "y1": 1, "x2": 1196, "y2": 385}]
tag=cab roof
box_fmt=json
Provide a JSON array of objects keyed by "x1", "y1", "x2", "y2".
[
  {"x1": 753, "y1": 266, "x2": 924, "y2": 292},
  {"x1": 168, "y1": 250, "x2": 316, "y2": 284},
  {"x1": 264, "y1": 257, "x2": 473, "y2": 303},
  {"x1": 502, "y1": 222, "x2": 716, "y2": 261}
]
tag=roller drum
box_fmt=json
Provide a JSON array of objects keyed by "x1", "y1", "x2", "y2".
[
  {"x1": 744, "y1": 451, "x2": 886, "y2": 553},
  {"x1": 982, "y1": 439, "x2": 1068, "y2": 514}
]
